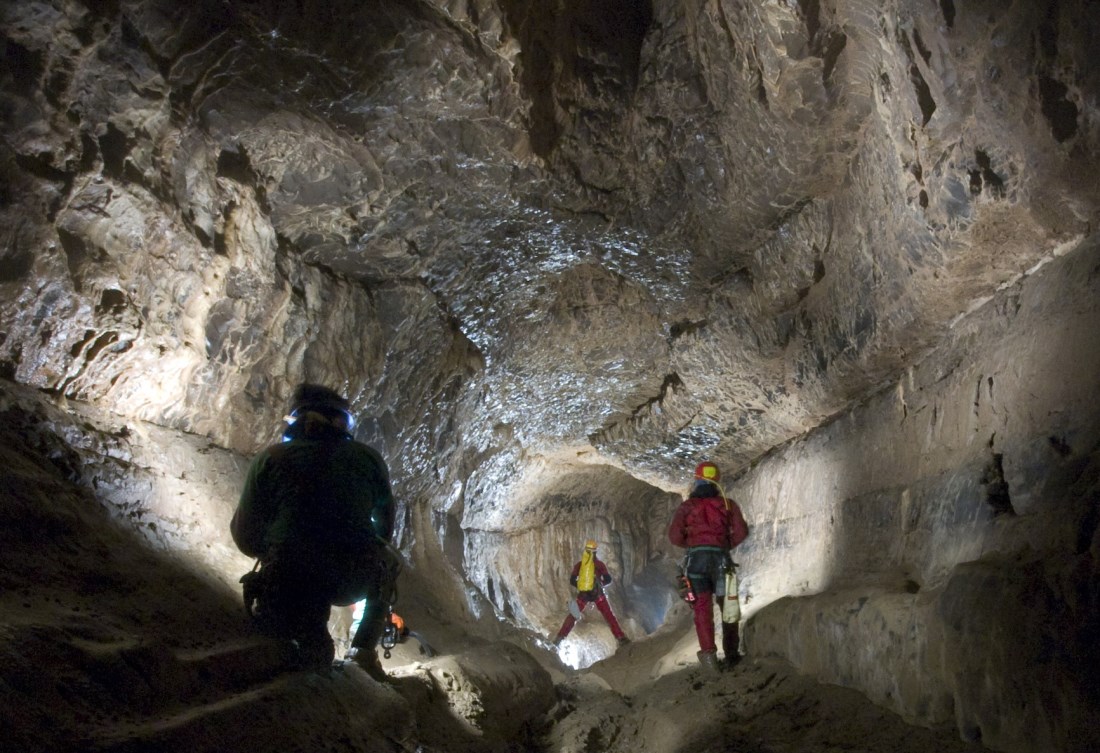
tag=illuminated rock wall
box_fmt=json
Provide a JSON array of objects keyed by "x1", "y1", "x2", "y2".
[{"x1": 737, "y1": 237, "x2": 1100, "y2": 751}]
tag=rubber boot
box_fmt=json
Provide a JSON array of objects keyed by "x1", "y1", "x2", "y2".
[
  {"x1": 349, "y1": 647, "x2": 390, "y2": 683},
  {"x1": 349, "y1": 610, "x2": 388, "y2": 677},
  {"x1": 722, "y1": 621, "x2": 741, "y2": 669},
  {"x1": 697, "y1": 649, "x2": 720, "y2": 673},
  {"x1": 295, "y1": 634, "x2": 336, "y2": 670}
]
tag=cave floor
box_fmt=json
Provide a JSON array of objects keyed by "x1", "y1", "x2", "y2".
[{"x1": 526, "y1": 617, "x2": 984, "y2": 753}]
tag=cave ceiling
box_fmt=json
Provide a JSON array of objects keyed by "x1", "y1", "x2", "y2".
[{"x1": 1, "y1": 0, "x2": 1098, "y2": 496}]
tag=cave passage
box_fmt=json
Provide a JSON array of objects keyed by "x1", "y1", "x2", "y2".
[{"x1": 1, "y1": 0, "x2": 1099, "y2": 751}]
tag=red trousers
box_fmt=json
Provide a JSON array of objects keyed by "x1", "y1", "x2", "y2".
[
  {"x1": 690, "y1": 589, "x2": 717, "y2": 650},
  {"x1": 693, "y1": 590, "x2": 738, "y2": 655},
  {"x1": 555, "y1": 594, "x2": 626, "y2": 641}
]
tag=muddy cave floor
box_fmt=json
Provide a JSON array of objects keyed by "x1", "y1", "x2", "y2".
[
  {"x1": 516, "y1": 622, "x2": 981, "y2": 753},
  {"x1": 0, "y1": 436, "x2": 982, "y2": 753}
]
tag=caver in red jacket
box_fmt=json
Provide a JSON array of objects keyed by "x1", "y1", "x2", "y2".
[
  {"x1": 668, "y1": 477, "x2": 749, "y2": 670},
  {"x1": 668, "y1": 489, "x2": 748, "y2": 549}
]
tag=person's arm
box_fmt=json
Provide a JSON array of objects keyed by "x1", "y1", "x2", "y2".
[
  {"x1": 231, "y1": 452, "x2": 272, "y2": 558},
  {"x1": 569, "y1": 561, "x2": 581, "y2": 587},
  {"x1": 358, "y1": 444, "x2": 395, "y2": 541},
  {"x1": 372, "y1": 489, "x2": 395, "y2": 542},
  {"x1": 596, "y1": 559, "x2": 612, "y2": 587}
]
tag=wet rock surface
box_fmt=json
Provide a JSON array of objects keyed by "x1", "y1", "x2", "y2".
[{"x1": 3, "y1": 0, "x2": 1096, "y2": 475}]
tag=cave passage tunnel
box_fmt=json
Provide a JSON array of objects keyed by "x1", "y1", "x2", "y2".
[{"x1": 1, "y1": 1, "x2": 1099, "y2": 752}]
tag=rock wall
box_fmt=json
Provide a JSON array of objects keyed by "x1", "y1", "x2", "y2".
[
  {"x1": 0, "y1": 0, "x2": 490, "y2": 467},
  {"x1": 0, "y1": 379, "x2": 252, "y2": 591},
  {"x1": 6, "y1": 0, "x2": 1099, "y2": 489},
  {"x1": 736, "y1": 237, "x2": 1100, "y2": 751}
]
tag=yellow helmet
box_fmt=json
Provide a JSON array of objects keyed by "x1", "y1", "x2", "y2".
[
  {"x1": 584, "y1": 539, "x2": 598, "y2": 552},
  {"x1": 694, "y1": 461, "x2": 720, "y2": 481}
]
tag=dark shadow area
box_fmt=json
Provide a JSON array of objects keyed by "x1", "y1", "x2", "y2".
[
  {"x1": 0, "y1": 392, "x2": 263, "y2": 752},
  {"x1": 499, "y1": 0, "x2": 653, "y2": 159}
]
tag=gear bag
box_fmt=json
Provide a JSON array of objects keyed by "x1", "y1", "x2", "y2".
[
  {"x1": 239, "y1": 560, "x2": 268, "y2": 618},
  {"x1": 576, "y1": 549, "x2": 597, "y2": 592},
  {"x1": 722, "y1": 569, "x2": 741, "y2": 622}
]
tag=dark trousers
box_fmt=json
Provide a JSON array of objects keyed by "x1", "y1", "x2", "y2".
[
  {"x1": 257, "y1": 561, "x2": 337, "y2": 666},
  {"x1": 349, "y1": 583, "x2": 385, "y2": 650},
  {"x1": 254, "y1": 543, "x2": 390, "y2": 666},
  {"x1": 685, "y1": 548, "x2": 736, "y2": 655}
]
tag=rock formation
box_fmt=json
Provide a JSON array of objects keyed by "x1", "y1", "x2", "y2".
[{"x1": 1, "y1": 1, "x2": 1098, "y2": 751}]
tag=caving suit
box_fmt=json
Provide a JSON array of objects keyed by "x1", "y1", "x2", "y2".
[
  {"x1": 553, "y1": 556, "x2": 627, "y2": 643},
  {"x1": 668, "y1": 481, "x2": 749, "y2": 661},
  {"x1": 232, "y1": 416, "x2": 395, "y2": 668}
]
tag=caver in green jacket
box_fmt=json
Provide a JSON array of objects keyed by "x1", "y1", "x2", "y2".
[{"x1": 232, "y1": 418, "x2": 394, "y2": 567}]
